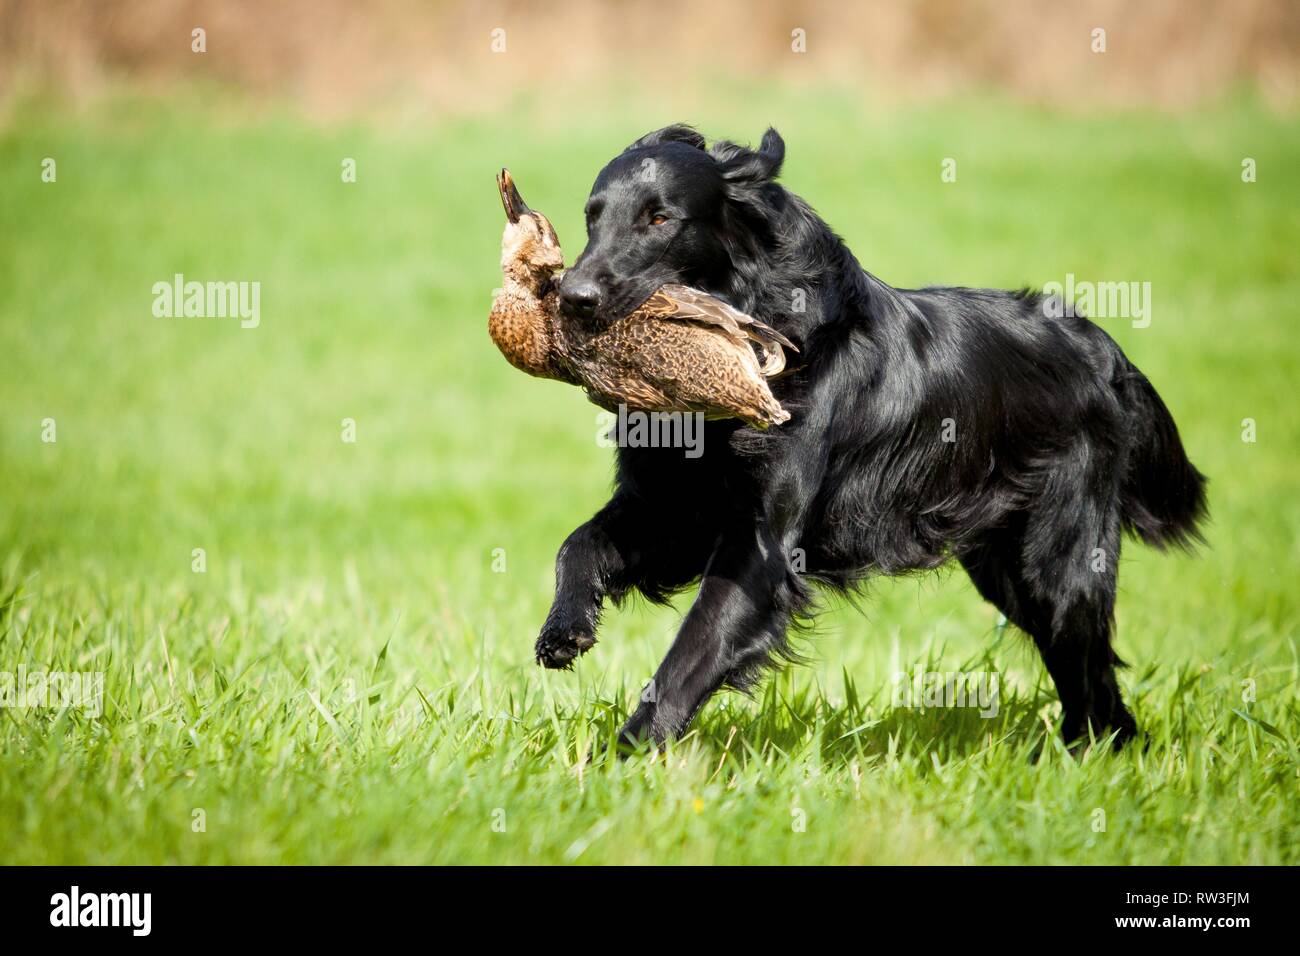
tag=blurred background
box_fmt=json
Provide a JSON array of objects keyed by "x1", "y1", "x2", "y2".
[
  {"x1": 0, "y1": 1, "x2": 1297, "y2": 863},
  {"x1": 6, "y1": 0, "x2": 1295, "y2": 575},
  {"x1": 3, "y1": 0, "x2": 1299, "y2": 114}
]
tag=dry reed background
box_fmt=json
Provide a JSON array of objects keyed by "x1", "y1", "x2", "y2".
[{"x1": 2, "y1": 0, "x2": 1298, "y2": 118}]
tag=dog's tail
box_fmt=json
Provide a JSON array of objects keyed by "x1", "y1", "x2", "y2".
[{"x1": 1118, "y1": 365, "x2": 1208, "y2": 550}]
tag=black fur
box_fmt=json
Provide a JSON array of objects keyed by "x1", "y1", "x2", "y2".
[{"x1": 539, "y1": 125, "x2": 1207, "y2": 751}]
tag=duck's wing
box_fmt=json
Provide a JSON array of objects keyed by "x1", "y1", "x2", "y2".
[
  {"x1": 641, "y1": 285, "x2": 797, "y2": 376},
  {"x1": 645, "y1": 285, "x2": 797, "y2": 350}
]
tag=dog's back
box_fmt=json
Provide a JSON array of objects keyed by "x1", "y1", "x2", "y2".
[{"x1": 771, "y1": 279, "x2": 1203, "y2": 582}]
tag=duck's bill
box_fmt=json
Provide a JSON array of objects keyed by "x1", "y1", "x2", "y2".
[{"x1": 497, "y1": 168, "x2": 531, "y2": 224}]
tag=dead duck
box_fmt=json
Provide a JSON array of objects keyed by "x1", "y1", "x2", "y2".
[{"x1": 489, "y1": 168, "x2": 795, "y2": 428}]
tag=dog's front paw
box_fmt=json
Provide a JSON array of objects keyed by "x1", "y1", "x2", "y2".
[{"x1": 535, "y1": 619, "x2": 597, "y2": 669}]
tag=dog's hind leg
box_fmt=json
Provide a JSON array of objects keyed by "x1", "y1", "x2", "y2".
[
  {"x1": 959, "y1": 457, "x2": 1138, "y2": 749},
  {"x1": 1023, "y1": 443, "x2": 1137, "y2": 748}
]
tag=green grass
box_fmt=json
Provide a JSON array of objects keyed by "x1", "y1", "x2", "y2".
[{"x1": 1, "y1": 88, "x2": 1298, "y2": 864}]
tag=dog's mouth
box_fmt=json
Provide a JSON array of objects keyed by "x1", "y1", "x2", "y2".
[{"x1": 497, "y1": 168, "x2": 531, "y2": 224}]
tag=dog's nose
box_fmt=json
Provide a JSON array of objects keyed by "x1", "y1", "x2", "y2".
[{"x1": 560, "y1": 279, "x2": 602, "y2": 320}]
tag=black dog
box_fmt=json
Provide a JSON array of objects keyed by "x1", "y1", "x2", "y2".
[{"x1": 536, "y1": 125, "x2": 1206, "y2": 750}]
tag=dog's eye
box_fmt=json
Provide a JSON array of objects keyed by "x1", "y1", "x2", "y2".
[{"x1": 650, "y1": 213, "x2": 670, "y2": 226}]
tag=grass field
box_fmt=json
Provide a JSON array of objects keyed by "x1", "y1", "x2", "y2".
[{"x1": 1, "y1": 88, "x2": 1298, "y2": 864}]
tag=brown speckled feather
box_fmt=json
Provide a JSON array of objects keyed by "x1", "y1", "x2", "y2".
[
  {"x1": 638, "y1": 284, "x2": 797, "y2": 376},
  {"x1": 564, "y1": 307, "x2": 791, "y2": 428}
]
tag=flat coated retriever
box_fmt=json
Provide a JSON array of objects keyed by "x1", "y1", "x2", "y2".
[{"x1": 536, "y1": 125, "x2": 1207, "y2": 751}]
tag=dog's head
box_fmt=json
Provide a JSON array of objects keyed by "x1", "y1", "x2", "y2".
[{"x1": 559, "y1": 125, "x2": 786, "y2": 322}]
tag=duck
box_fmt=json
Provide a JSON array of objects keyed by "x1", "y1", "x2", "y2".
[{"x1": 489, "y1": 168, "x2": 795, "y2": 428}]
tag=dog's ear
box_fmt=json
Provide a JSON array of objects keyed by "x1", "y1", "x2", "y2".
[
  {"x1": 625, "y1": 124, "x2": 706, "y2": 152},
  {"x1": 711, "y1": 127, "x2": 785, "y2": 186}
]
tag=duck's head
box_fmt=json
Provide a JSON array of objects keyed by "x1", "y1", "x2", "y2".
[{"x1": 498, "y1": 168, "x2": 564, "y2": 283}]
